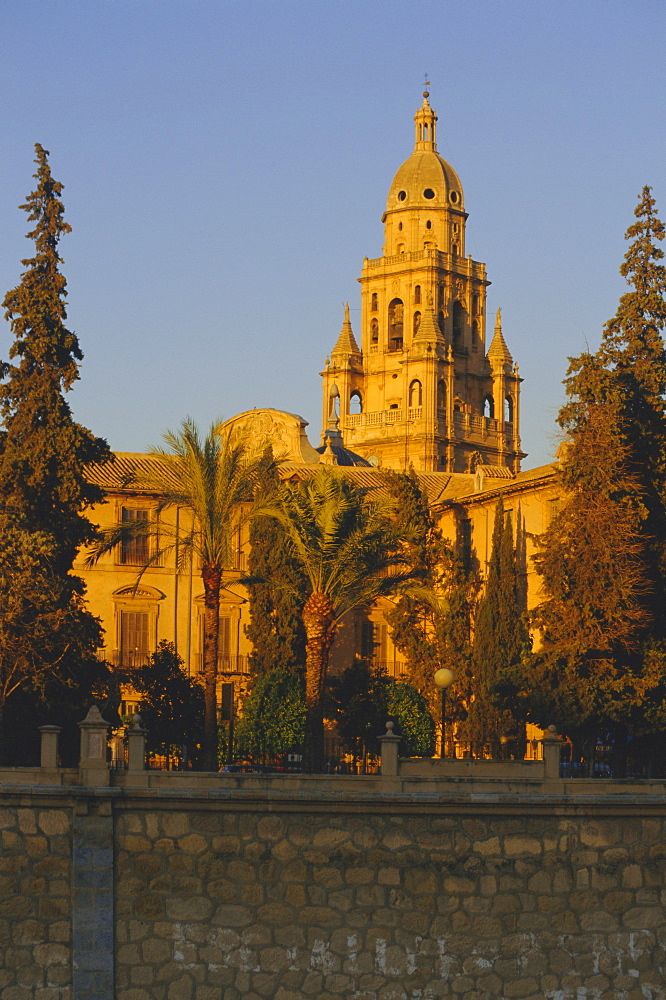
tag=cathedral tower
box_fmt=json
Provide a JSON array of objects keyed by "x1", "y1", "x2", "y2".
[{"x1": 321, "y1": 90, "x2": 524, "y2": 473}]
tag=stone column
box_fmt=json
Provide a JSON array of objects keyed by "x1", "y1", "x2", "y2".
[
  {"x1": 541, "y1": 725, "x2": 563, "y2": 780},
  {"x1": 39, "y1": 725, "x2": 61, "y2": 769},
  {"x1": 126, "y1": 713, "x2": 146, "y2": 771},
  {"x1": 78, "y1": 705, "x2": 110, "y2": 788},
  {"x1": 378, "y1": 721, "x2": 402, "y2": 778}
]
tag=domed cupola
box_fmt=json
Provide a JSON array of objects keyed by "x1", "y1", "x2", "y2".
[{"x1": 383, "y1": 89, "x2": 466, "y2": 257}]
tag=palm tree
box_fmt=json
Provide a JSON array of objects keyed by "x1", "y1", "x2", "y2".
[
  {"x1": 255, "y1": 467, "x2": 422, "y2": 770},
  {"x1": 89, "y1": 419, "x2": 263, "y2": 770}
]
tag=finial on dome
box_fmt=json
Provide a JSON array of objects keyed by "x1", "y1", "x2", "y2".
[
  {"x1": 423, "y1": 74, "x2": 430, "y2": 100},
  {"x1": 495, "y1": 307, "x2": 502, "y2": 331}
]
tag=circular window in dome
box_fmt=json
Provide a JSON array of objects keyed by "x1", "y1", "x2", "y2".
[
  {"x1": 450, "y1": 191, "x2": 459, "y2": 204},
  {"x1": 397, "y1": 190, "x2": 407, "y2": 201},
  {"x1": 423, "y1": 188, "x2": 435, "y2": 199}
]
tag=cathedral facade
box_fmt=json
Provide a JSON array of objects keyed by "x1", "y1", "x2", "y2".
[{"x1": 78, "y1": 92, "x2": 557, "y2": 714}]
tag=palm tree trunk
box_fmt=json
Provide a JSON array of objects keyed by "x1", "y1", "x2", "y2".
[
  {"x1": 202, "y1": 566, "x2": 222, "y2": 770},
  {"x1": 303, "y1": 591, "x2": 336, "y2": 772}
]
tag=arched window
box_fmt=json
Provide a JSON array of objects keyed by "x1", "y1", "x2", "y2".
[
  {"x1": 483, "y1": 396, "x2": 495, "y2": 419},
  {"x1": 414, "y1": 285, "x2": 421, "y2": 304},
  {"x1": 437, "y1": 380, "x2": 446, "y2": 411},
  {"x1": 452, "y1": 300, "x2": 465, "y2": 348},
  {"x1": 471, "y1": 320, "x2": 479, "y2": 349},
  {"x1": 371, "y1": 318, "x2": 379, "y2": 343},
  {"x1": 472, "y1": 293, "x2": 479, "y2": 316},
  {"x1": 349, "y1": 391, "x2": 362, "y2": 415},
  {"x1": 413, "y1": 311, "x2": 421, "y2": 335},
  {"x1": 505, "y1": 396, "x2": 514, "y2": 423},
  {"x1": 409, "y1": 380, "x2": 422, "y2": 407},
  {"x1": 371, "y1": 292, "x2": 378, "y2": 312},
  {"x1": 388, "y1": 299, "x2": 404, "y2": 351}
]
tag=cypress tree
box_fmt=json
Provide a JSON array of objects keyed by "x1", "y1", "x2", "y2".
[
  {"x1": 384, "y1": 471, "x2": 480, "y2": 733},
  {"x1": 245, "y1": 457, "x2": 307, "y2": 675},
  {"x1": 463, "y1": 498, "x2": 528, "y2": 750},
  {"x1": 0, "y1": 144, "x2": 111, "y2": 751}
]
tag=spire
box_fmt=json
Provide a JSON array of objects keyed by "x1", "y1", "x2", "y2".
[
  {"x1": 332, "y1": 302, "x2": 360, "y2": 356},
  {"x1": 488, "y1": 307, "x2": 513, "y2": 365},
  {"x1": 414, "y1": 82, "x2": 437, "y2": 152},
  {"x1": 413, "y1": 290, "x2": 445, "y2": 345}
]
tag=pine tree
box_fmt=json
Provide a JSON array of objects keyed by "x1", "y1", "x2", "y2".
[
  {"x1": 506, "y1": 188, "x2": 666, "y2": 760},
  {"x1": 0, "y1": 145, "x2": 111, "y2": 751},
  {"x1": 463, "y1": 498, "x2": 528, "y2": 751}
]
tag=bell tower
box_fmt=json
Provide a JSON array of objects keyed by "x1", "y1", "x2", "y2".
[{"x1": 321, "y1": 89, "x2": 524, "y2": 473}]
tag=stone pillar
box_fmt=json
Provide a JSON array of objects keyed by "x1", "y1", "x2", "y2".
[
  {"x1": 73, "y1": 798, "x2": 114, "y2": 999},
  {"x1": 78, "y1": 705, "x2": 110, "y2": 787},
  {"x1": 541, "y1": 725, "x2": 563, "y2": 780},
  {"x1": 39, "y1": 725, "x2": 61, "y2": 769},
  {"x1": 379, "y1": 721, "x2": 402, "y2": 778},
  {"x1": 126, "y1": 713, "x2": 146, "y2": 771}
]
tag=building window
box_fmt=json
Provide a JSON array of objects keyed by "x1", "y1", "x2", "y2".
[
  {"x1": 388, "y1": 298, "x2": 404, "y2": 351},
  {"x1": 120, "y1": 508, "x2": 149, "y2": 565},
  {"x1": 371, "y1": 318, "x2": 379, "y2": 343},
  {"x1": 459, "y1": 519, "x2": 473, "y2": 573},
  {"x1": 119, "y1": 610, "x2": 149, "y2": 669},
  {"x1": 505, "y1": 396, "x2": 514, "y2": 423},
  {"x1": 199, "y1": 614, "x2": 232, "y2": 673},
  {"x1": 350, "y1": 391, "x2": 362, "y2": 414},
  {"x1": 452, "y1": 300, "x2": 464, "y2": 348},
  {"x1": 371, "y1": 292, "x2": 378, "y2": 312},
  {"x1": 414, "y1": 285, "x2": 421, "y2": 304},
  {"x1": 413, "y1": 311, "x2": 421, "y2": 335},
  {"x1": 437, "y1": 380, "x2": 446, "y2": 411},
  {"x1": 483, "y1": 396, "x2": 494, "y2": 418},
  {"x1": 409, "y1": 380, "x2": 422, "y2": 407}
]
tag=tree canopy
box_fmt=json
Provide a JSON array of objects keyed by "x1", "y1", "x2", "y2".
[
  {"x1": 0, "y1": 144, "x2": 111, "y2": 754},
  {"x1": 503, "y1": 188, "x2": 666, "y2": 754},
  {"x1": 254, "y1": 467, "x2": 420, "y2": 770}
]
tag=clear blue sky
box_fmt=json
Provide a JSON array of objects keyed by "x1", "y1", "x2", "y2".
[{"x1": 0, "y1": 0, "x2": 664, "y2": 468}]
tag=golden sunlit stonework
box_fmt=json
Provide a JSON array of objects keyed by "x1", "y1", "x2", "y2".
[
  {"x1": 79, "y1": 93, "x2": 556, "y2": 714},
  {"x1": 321, "y1": 89, "x2": 524, "y2": 474}
]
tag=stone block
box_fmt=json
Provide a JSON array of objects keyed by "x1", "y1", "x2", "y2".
[{"x1": 37, "y1": 812, "x2": 70, "y2": 837}]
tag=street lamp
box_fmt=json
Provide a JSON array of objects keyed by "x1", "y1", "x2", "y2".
[{"x1": 434, "y1": 668, "x2": 454, "y2": 758}]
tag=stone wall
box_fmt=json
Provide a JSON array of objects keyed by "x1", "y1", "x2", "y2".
[
  {"x1": 0, "y1": 800, "x2": 72, "y2": 999},
  {"x1": 113, "y1": 800, "x2": 666, "y2": 1000},
  {"x1": 1, "y1": 776, "x2": 666, "y2": 1000}
]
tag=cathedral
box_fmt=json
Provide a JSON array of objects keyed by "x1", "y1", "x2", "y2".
[
  {"x1": 320, "y1": 87, "x2": 524, "y2": 475},
  {"x1": 79, "y1": 92, "x2": 559, "y2": 712}
]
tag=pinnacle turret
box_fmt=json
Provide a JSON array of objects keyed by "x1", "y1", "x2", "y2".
[
  {"x1": 331, "y1": 303, "x2": 360, "y2": 356},
  {"x1": 488, "y1": 308, "x2": 513, "y2": 366}
]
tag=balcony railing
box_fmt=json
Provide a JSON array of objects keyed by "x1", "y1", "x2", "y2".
[{"x1": 196, "y1": 654, "x2": 251, "y2": 677}]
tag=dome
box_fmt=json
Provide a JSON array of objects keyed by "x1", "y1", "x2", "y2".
[
  {"x1": 315, "y1": 443, "x2": 372, "y2": 467},
  {"x1": 387, "y1": 150, "x2": 464, "y2": 213}
]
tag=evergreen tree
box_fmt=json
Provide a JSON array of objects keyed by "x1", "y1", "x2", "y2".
[
  {"x1": 245, "y1": 456, "x2": 307, "y2": 675},
  {"x1": 0, "y1": 144, "x2": 111, "y2": 752},
  {"x1": 384, "y1": 471, "x2": 479, "y2": 735},
  {"x1": 132, "y1": 642, "x2": 204, "y2": 767},
  {"x1": 463, "y1": 498, "x2": 528, "y2": 750},
  {"x1": 330, "y1": 661, "x2": 435, "y2": 759},
  {"x1": 505, "y1": 188, "x2": 666, "y2": 755},
  {"x1": 234, "y1": 667, "x2": 305, "y2": 760}
]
